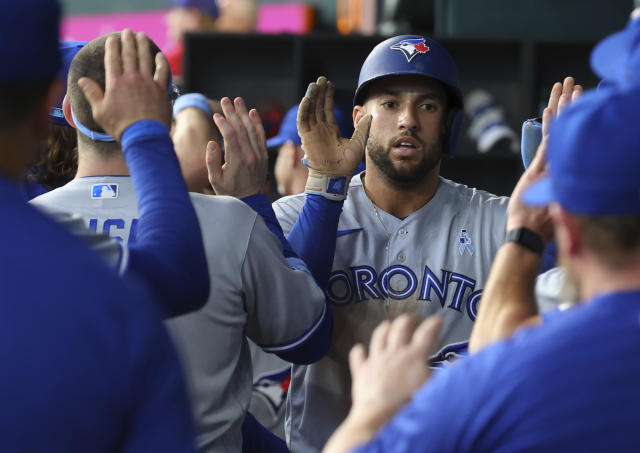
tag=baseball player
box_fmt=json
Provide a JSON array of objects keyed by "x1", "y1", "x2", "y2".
[
  {"x1": 323, "y1": 74, "x2": 640, "y2": 453},
  {"x1": 273, "y1": 35, "x2": 508, "y2": 451},
  {"x1": 31, "y1": 31, "x2": 331, "y2": 453},
  {"x1": 0, "y1": 4, "x2": 198, "y2": 451}
]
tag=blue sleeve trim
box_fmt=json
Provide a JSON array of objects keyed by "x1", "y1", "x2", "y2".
[
  {"x1": 259, "y1": 303, "x2": 333, "y2": 364},
  {"x1": 121, "y1": 119, "x2": 209, "y2": 318},
  {"x1": 287, "y1": 194, "x2": 344, "y2": 289}
]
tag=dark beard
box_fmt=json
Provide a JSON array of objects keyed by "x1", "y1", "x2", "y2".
[{"x1": 367, "y1": 133, "x2": 442, "y2": 185}]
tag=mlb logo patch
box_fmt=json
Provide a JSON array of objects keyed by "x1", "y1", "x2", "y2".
[
  {"x1": 91, "y1": 184, "x2": 118, "y2": 199},
  {"x1": 390, "y1": 38, "x2": 430, "y2": 63}
]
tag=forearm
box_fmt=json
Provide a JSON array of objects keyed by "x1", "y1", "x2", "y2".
[
  {"x1": 288, "y1": 194, "x2": 344, "y2": 289},
  {"x1": 468, "y1": 242, "x2": 541, "y2": 353},
  {"x1": 122, "y1": 120, "x2": 209, "y2": 317}
]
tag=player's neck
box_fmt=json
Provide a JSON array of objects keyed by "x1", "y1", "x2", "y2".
[
  {"x1": 575, "y1": 250, "x2": 640, "y2": 302},
  {"x1": 361, "y1": 164, "x2": 440, "y2": 219},
  {"x1": 75, "y1": 144, "x2": 129, "y2": 178}
]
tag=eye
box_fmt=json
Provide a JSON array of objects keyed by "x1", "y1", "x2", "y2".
[
  {"x1": 381, "y1": 100, "x2": 396, "y2": 109},
  {"x1": 419, "y1": 103, "x2": 438, "y2": 112}
]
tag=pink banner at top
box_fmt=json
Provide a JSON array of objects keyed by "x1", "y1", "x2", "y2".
[{"x1": 61, "y1": 9, "x2": 171, "y2": 51}]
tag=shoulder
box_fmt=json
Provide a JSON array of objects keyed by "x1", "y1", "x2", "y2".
[
  {"x1": 189, "y1": 192, "x2": 258, "y2": 223},
  {"x1": 272, "y1": 192, "x2": 307, "y2": 216},
  {"x1": 438, "y1": 177, "x2": 509, "y2": 210}
]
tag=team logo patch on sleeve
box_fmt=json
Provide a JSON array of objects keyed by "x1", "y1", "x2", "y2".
[
  {"x1": 459, "y1": 228, "x2": 474, "y2": 256},
  {"x1": 390, "y1": 38, "x2": 430, "y2": 62},
  {"x1": 91, "y1": 184, "x2": 118, "y2": 199}
]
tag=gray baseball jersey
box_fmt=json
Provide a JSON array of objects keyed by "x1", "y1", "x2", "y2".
[
  {"x1": 273, "y1": 174, "x2": 508, "y2": 452},
  {"x1": 30, "y1": 176, "x2": 327, "y2": 453}
]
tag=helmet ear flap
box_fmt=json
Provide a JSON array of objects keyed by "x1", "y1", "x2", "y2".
[{"x1": 444, "y1": 108, "x2": 464, "y2": 156}]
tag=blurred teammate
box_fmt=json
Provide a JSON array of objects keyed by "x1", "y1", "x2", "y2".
[{"x1": 0, "y1": 2, "x2": 197, "y2": 451}]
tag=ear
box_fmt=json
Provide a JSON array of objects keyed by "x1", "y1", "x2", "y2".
[
  {"x1": 62, "y1": 95, "x2": 76, "y2": 129},
  {"x1": 550, "y1": 204, "x2": 581, "y2": 257},
  {"x1": 353, "y1": 105, "x2": 366, "y2": 129}
]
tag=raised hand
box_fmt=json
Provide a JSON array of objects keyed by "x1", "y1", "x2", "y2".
[
  {"x1": 206, "y1": 96, "x2": 269, "y2": 198},
  {"x1": 78, "y1": 29, "x2": 172, "y2": 141},
  {"x1": 298, "y1": 76, "x2": 371, "y2": 176}
]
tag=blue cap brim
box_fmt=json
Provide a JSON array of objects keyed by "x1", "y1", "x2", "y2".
[
  {"x1": 266, "y1": 136, "x2": 286, "y2": 149},
  {"x1": 523, "y1": 176, "x2": 556, "y2": 207},
  {"x1": 591, "y1": 29, "x2": 626, "y2": 80}
]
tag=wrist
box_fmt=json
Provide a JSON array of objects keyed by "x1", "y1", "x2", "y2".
[
  {"x1": 173, "y1": 93, "x2": 213, "y2": 119},
  {"x1": 504, "y1": 227, "x2": 545, "y2": 255},
  {"x1": 305, "y1": 168, "x2": 351, "y2": 201}
]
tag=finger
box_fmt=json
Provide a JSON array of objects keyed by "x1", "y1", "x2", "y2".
[
  {"x1": 136, "y1": 32, "x2": 153, "y2": 78},
  {"x1": 305, "y1": 82, "x2": 318, "y2": 126},
  {"x1": 314, "y1": 76, "x2": 327, "y2": 125},
  {"x1": 541, "y1": 107, "x2": 553, "y2": 139},
  {"x1": 297, "y1": 95, "x2": 313, "y2": 133},
  {"x1": 234, "y1": 97, "x2": 261, "y2": 159},
  {"x1": 220, "y1": 97, "x2": 253, "y2": 163},
  {"x1": 561, "y1": 76, "x2": 575, "y2": 100},
  {"x1": 529, "y1": 136, "x2": 549, "y2": 173},
  {"x1": 153, "y1": 52, "x2": 170, "y2": 91},
  {"x1": 121, "y1": 28, "x2": 138, "y2": 74},
  {"x1": 78, "y1": 77, "x2": 105, "y2": 112},
  {"x1": 411, "y1": 316, "x2": 443, "y2": 357},
  {"x1": 369, "y1": 319, "x2": 390, "y2": 355},
  {"x1": 213, "y1": 111, "x2": 241, "y2": 165},
  {"x1": 348, "y1": 344, "x2": 367, "y2": 376},
  {"x1": 546, "y1": 82, "x2": 562, "y2": 113},
  {"x1": 349, "y1": 114, "x2": 372, "y2": 161},
  {"x1": 249, "y1": 108, "x2": 269, "y2": 162},
  {"x1": 205, "y1": 140, "x2": 224, "y2": 191},
  {"x1": 104, "y1": 35, "x2": 122, "y2": 92},
  {"x1": 325, "y1": 80, "x2": 338, "y2": 128},
  {"x1": 386, "y1": 314, "x2": 418, "y2": 350},
  {"x1": 571, "y1": 85, "x2": 583, "y2": 102},
  {"x1": 557, "y1": 93, "x2": 571, "y2": 117}
]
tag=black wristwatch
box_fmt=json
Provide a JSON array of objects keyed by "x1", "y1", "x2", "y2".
[{"x1": 504, "y1": 227, "x2": 544, "y2": 255}]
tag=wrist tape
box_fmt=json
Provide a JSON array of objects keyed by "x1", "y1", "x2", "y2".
[{"x1": 305, "y1": 168, "x2": 351, "y2": 201}]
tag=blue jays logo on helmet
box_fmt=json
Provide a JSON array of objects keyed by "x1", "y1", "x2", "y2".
[{"x1": 390, "y1": 38, "x2": 430, "y2": 63}]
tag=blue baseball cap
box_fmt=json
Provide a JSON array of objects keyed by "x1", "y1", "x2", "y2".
[
  {"x1": 591, "y1": 15, "x2": 640, "y2": 87},
  {"x1": 0, "y1": 0, "x2": 61, "y2": 82},
  {"x1": 49, "y1": 41, "x2": 87, "y2": 126},
  {"x1": 266, "y1": 104, "x2": 353, "y2": 149},
  {"x1": 171, "y1": 0, "x2": 219, "y2": 19},
  {"x1": 524, "y1": 86, "x2": 640, "y2": 215}
]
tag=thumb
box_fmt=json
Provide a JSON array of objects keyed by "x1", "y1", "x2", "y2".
[
  {"x1": 349, "y1": 114, "x2": 372, "y2": 159},
  {"x1": 205, "y1": 140, "x2": 224, "y2": 190},
  {"x1": 411, "y1": 316, "x2": 443, "y2": 358},
  {"x1": 348, "y1": 343, "x2": 367, "y2": 377},
  {"x1": 77, "y1": 77, "x2": 104, "y2": 112}
]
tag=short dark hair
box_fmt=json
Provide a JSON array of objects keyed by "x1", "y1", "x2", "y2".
[
  {"x1": 577, "y1": 215, "x2": 640, "y2": 269},
  {"x1": 0, "y1": 82, "x2": 54, "y2": 130},
  {"x1": 67, "y1": 32, "x2": 162, "y2": 154}
]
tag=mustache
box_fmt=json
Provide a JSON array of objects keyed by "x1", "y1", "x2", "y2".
[{"x1": 388, "y1": 132, "x2": 425, "y2": 148}]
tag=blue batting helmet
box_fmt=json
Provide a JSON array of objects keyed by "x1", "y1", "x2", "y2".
[{"x1": 354, "y1": 35, "x2": 464, "y2": 155}]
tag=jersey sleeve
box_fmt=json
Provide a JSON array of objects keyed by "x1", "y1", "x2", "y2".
[
  {"x1": 273, "y1": 194, "x2": 344, "y2": 289},
  {"x1": 241, "y1": 214, "x2": 332, "y2": 364}
]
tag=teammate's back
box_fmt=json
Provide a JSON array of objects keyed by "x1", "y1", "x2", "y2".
[{"x1": 0, "y1": 177, "x2": 196, "y2": 452}]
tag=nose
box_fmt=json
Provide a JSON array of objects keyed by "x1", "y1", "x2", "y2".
[{"x1": 398, "y1": 103, "x2": 419, "y2": 131}]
